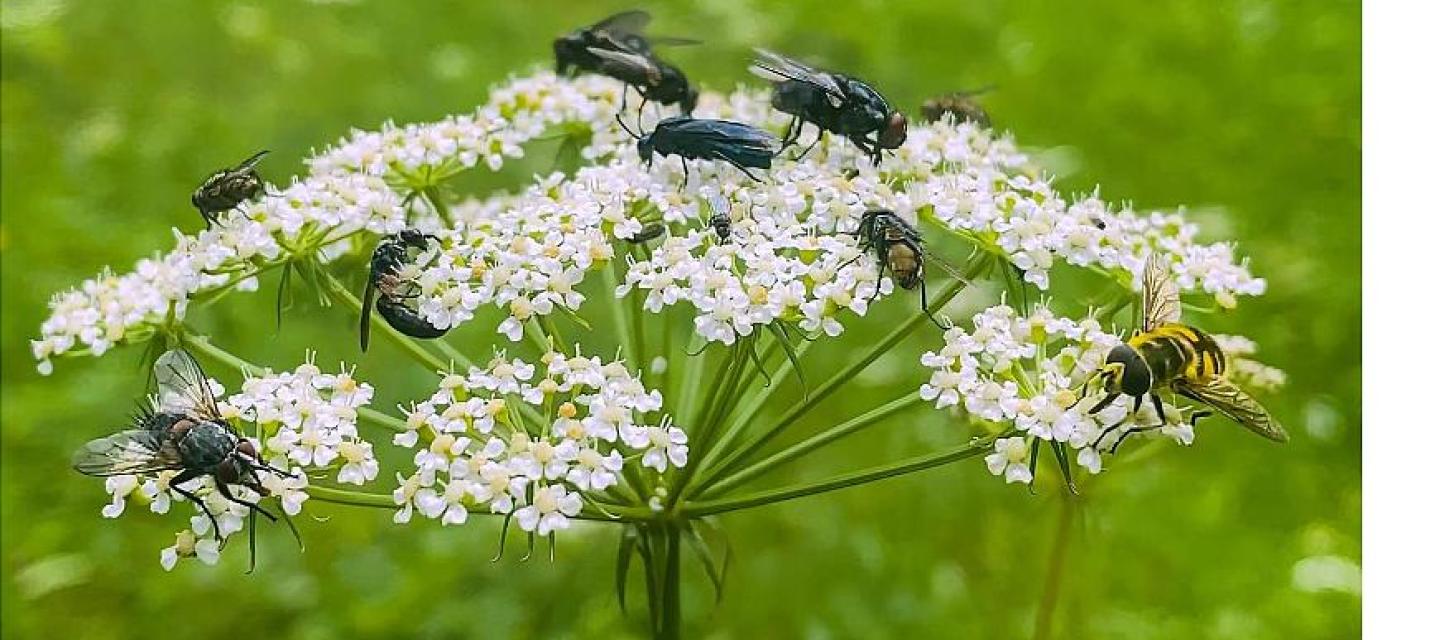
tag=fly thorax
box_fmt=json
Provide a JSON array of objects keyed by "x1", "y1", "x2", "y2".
[{"x1": 178, "y1": 421, "x2": 238, "y2": 470}]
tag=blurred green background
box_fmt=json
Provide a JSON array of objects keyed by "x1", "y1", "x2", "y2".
[{"x1": 1, "y1": 1, "x2": 1359, "y2": 638}]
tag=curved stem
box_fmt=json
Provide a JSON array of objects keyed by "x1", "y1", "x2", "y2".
[
  {"x1": 1033, "y1": 496, "x2": 1076, "y2": 640},
  {"x1": 680, "y1": 437, "x2": 995, "y2": 517},
  {"x1": 696, "y1": 391, "x2": 923, "y2": 499}
]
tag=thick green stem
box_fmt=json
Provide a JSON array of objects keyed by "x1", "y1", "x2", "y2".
[
  {"x1": 696, "y1": 391, "x2": 924, "y2": 499},
  {"x1": 681, "y1": 437, "x2": 995, "y2": 517},
  {"x1": 658, "y1": 523, "x2": 682, "y2": 640},
  {"x1": 1033, "y1": 496, "x2": 1076, "y2": 640},
  {"x1": 689, "y1": 261, "x2": 986, "y2": 494}
]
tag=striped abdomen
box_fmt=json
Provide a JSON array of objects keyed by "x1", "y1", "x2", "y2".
[{"x1": 1128, "y1": 323, "x2": 1225, "y2": 387}]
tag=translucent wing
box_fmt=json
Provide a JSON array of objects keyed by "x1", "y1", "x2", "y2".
[
  {"x1": 1140, "y1": 253, "x2": 1182, "y2": 331},
  {"x1": 1174, "y1": 378, "x2": 1289, "y2": 443},
  {"x1": 589, "y1": 46, "x2": 663, "y2": 84},
  {"x1": 153, "y1": 349, "x2": 223, "y2": 421},
  {"x1": 233, "y1": 149, "x2": 269, "y2": 173},
  {"x1": 72, "y1": 429, "x2": 183, "y2": 477},
  {"x1": 749, "y1": 49, "x2": 845, "y2": 106},
  {"x1": 923, "y1": 250, "x2": 974, "y2": 287},
  {"x1": 592, "y1": 10, "x2": 651, "y2": 35},
  {"x1": 646, "y1": 36, "x2": 702, "y2": 47}
]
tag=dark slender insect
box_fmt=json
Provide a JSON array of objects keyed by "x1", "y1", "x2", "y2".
[
  {"x1": 749, "y1": 49, "x2": 907, "y2": 164},
  {"x1": 622, "y1": 115, "x2": 778, "y2": 188},
  {"x1": 73, "y1": 349, "x2": 300, "y2": 572},
  {"x1": 626, "y1": 222, "x2": 667, "y2": 244},
  {"x1": 361, "y1": 230, "x2": 448, "y2": 351},
  {"x1": 848, "y1": 209, "x2": 968, "y2": 329},
  {"x1": 1083, "y1": 256, "x2": 1288, "y2": 454},
  {"x1": 708, "y1": 193, "x2": 732, "y2": 244},
  {"x1": 921, "y1": 87, "x2": 994, "y2": 127},
  {"x1": 589, "y1": 45, "x2": 699, "y2": 115},
  {"x1": 191, "y1": 150, "x2": 269, "y2": 228}
]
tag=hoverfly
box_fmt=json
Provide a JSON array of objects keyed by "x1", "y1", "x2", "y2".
[
  {"x1": 361, "y1": 230, "x2": 448, "y2": 352},
  {"x1": 73, "y1": 349, "x2": 297, "y2": 569},
  {"x1": 848, "y1": 209, "x2": 967, "y2": 329},
  {"x1": 192, "y1": 150, "x2": 269, "y2": 228},
  {"x1": 1085, "y1": 255, "x2": 1289, "y2": 452},
  {"x1": 620, "y1": 114, "x2": 778, "y2": 188},
  {"x1": 553, "y1": 10, "x2": 697, "y2": 76},
  {"x1": 749, "y1": 49, "x2": 907, "y2": 164},
  {"x1": 921, "y1": 87, "x2": 994, "y2": 128}
]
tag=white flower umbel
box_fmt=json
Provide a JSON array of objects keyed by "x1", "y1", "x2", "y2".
[
  {"x1": 94, "y1": 355, "x2": 377, "y2": 569},
  {"x1": 36, "y1": 72, "x2": 1267, "y2": 371},
  {"x1": 394, "y1": 346, "x2": 686, "y2": 539}
]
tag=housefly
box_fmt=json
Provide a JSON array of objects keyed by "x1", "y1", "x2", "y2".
[
  {"x1": 192, "y1": 150, "x2": 269, "y2": 228},
  {"x1": 749, "y1": 49, "x2": 907, "y2": 164}
]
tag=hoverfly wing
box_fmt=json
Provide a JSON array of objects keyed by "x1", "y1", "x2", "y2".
[
  {"x1": 234, "y1": 149, "x2": 270, "y2": 173},
  {"x1": 153, "y1": 349, "x2": 223, "y2": 422},
  {"x1": 1140, "y1": 253, "x2": 1182, "y2": 332},
  {"x1": 591, "y1": 9, "x2": 652, "y2": 36},
  {"x1": 750, "y1": 49, "x2": 846, "y2": 106},
  {"x1": 589, "y1": 46, "x2": 663, "y2": 84},
  {"x1": 923, "y1": 250, "x2": 975, "y2": 287},
  {"x1": 1174, "y1": 377, "x2": 1289, "y2": 443},
  {"x1": 73, "y1": 429, "x2": 183, "y2": 477}
]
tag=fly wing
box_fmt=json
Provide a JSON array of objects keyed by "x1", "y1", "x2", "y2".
[
  {"x1": 646, "y1": 36, "x2": 701, "y2": 47},
  {"x1": 233, "y1": 149, "x2": 269, "y2": 173},
  {"x1": 589, "y1": 46, "x2": 663, "y2": 84},
  {"x1": 592, "y1": 10, "x2": 651, "y2": 36},
  {"x1": 72, "y1": 429, "x2": 184, "y2": 477},
  {"x1": 1174, "y1": 378, "x2": 1289, "y2": 443},
  {"x1": 669, "y1": 118, "x2": 778, "y2": 152},
  {"x1": 1140, "y1": 253, "x2": 1182, "y2": 331},
  {"x1": 749, "y1": 49, "x2": 846, "y2": 106},
  {"x1": 153, "y1": 349, "x2": 223, "y2": 422}
]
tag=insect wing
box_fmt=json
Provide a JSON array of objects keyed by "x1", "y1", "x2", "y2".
[
  {"x1": 234, "y1": 149, "x2": 270, "y2": 173},
  {"x1": 1174, "y1": 378, "x2": 1288, "y2": 443},
  {"x1": 153, "y1": 349, "x2": 224, "y2": 422},
  {"x1": 589, "y1": 46, "x2": 663, "y2": 84},
  {"x1": 592, "y1": 10, "x2": 651, "y2": 36},
  {"x1": 923, "y1": 250, "x2": 974, "y2": 286},
  {"x1": 645, "y1": 36, "x2": 701, "y2": 47},
  {"x1": 73, "y1": 429, "x2": 183, "y2": 477},
  {"x1": 750, "y1": 49, "x2": 846, "y2": 106},
  {"x1": 1140, "y1": 254, "x2": 1182, "y2": 331}
]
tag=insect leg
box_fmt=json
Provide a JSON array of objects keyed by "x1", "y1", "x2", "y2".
[
  {"x1": 680, "y1": 157, "x2": 690, "y2": 189},
  {"x1": 1150, "y1": 394, "x2": 1168, "y2": 425},
  {"x1": 1110, "y1": 425, "x2": 1160, "y2": 454},
  {"x1": 795, "y1": 127, "x2": 824, "y2": 161},
  {"x1": 215, "y1": 482, "x2": 278, "y2": 522},
  {"x1": 170, "y1": 470, "x2": 222, "y2": 541},
  {"x1": 920, "y1": 275, "x2": 948, "y2": 330},
  {"x1": 1087, "y1": 390, "x2": 1118, "y2": 415}
]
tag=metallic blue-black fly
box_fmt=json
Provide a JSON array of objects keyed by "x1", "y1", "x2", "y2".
[
  {"x1": 554, "y1": 10, "x2": 699, "y2": 116},
  {"x1": 361, "y1": 230, "x2": 447, "y2": 352},
  {"x1": 749, "y1": 49, "x2": 907, "y2": 164},
  {"x1": 622, "y1": 115, "x2": 778, "y2": 188},
  {"x1": 72, "y1": 348, "x2": 301, "y2": 572}
]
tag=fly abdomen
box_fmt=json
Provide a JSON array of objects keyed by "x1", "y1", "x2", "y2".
[{"x1": 1131, "y1": 324, "x2": 1224, "y2": 385}]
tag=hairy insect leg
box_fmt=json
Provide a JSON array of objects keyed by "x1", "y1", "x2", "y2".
[
  {"x1": 779, "y1": 117, "x2": 804, "y2": 152},
  {"x1": 635, "y1": 93, "x2": 651, "y2": 132},
  {"x1": 170, "y1": 469, "x2": 222, "y2": 540}
]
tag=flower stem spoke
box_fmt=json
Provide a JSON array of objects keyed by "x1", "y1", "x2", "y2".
[
  {"x1": 696, "y1": 390, "x2": 924, "y2": 499},
  {"x1": 680, "y1": 437, "x2": 996, "y2": 517},
  {"x1": 605, "y1": 262, "x2": 638, "y2": 363},
  {"x1": 423, "y1": 186, "x2": 455, "y2": 228},
  {"x1": 694, "y1": 336, "x2": 812, "y2": 480},
  {"x1": 688, "y1": 263, "x2": 985, "y2": 494}
]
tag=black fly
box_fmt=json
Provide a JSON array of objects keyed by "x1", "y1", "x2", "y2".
[
  {"x1": 554, "y1": 10, "x2": 698, "y2": 115},
  {"x1": 588, "y1": 45, "x2": 699, "y2": 116},
  {"x1": 626, "y1": 223, "x2": 667, "y2": 244},
  {"x1": 921, "y1": 87, "x2": 994, "y2": 127},
  {"x1": 749, "y1": 49, "x2": 907, "y2": 164},
  {"x1": 73, "y1": 348, "x2": 300, "y2": 571},
  {"x1": 708, "y1": 193, "x2": 732, "y2": 244},
  {"x1": 554, "y1": 10, "x2": 657, "y2": 75},
  {"x1": 361, "y1": 230, "x2": 448, "y2": 351},
  {"x1": 621, "y1": 115, "x2": 778, "y2": 188},
  {"x1": 192, "y1": 150, "x2": 269, "y2": 228}
]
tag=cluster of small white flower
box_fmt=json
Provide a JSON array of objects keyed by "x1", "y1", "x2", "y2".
[
  {"x1": 1214, "y1": 334, "x2": 1288, "y2": 392},
  {"x1": 919, "y1": 305, "x2": 1203, "y2": 483},
  {"x1": 392, "y1": 347, "x2": 687, "y2": 537},
  {"x1": 35, "y1": 71, "x2": 1269, "y2": 370},
  {"x1": 97, "y1": 358, "x2": 377, "y2": 570}
]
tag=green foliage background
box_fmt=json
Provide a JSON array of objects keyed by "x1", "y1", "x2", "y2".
[{"x1": 1, "y1": 1, "x2": 1359, "y2": 638}]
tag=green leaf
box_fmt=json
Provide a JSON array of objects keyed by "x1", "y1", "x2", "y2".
[
  {"x1": 615, "y1": 525, "x2": 639, "y2": 613},
  {"x1": 769, "y1": 322, "x2": 808, "y2": 398},
  {"x1": 684, "y1": 520, "x2": 733, "y2": 603},
  {"x1": 1051, "y1": 441, "x2": 1080, "y2": 495}
]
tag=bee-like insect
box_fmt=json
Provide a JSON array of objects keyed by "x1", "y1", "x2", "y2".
[
  {"x1": 849, "y1": 209, "x2": 965, "y2": 328},
  {"x1": 621, "y1": 114, "x2": 779, "y2": 188},
  {"x1": 708, "y1": 193, "x2": 732, "y2": 244},
  {"x1": 1086, "y1": 255, "x2": 1289, "y2": 452},
  {"x1": 191, "y1": 150, "x2": 269, "y2": 228},
  {"x1": 361, "y1": 230, "x2": 448, "y2": 351},
  {"x1": 73, "y1": 349, "x2": 297, "y2": 569},
  {"x1": 749, "y1": 49, "x2": 907, "y2": 164},
  {"x1": 920, "y1": 87, "x2": 994, "y2": 128}
]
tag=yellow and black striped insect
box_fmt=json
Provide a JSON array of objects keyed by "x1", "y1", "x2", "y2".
[{"x1": 1085, "y1": 255, "x2": 1288, "y2": 452}]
